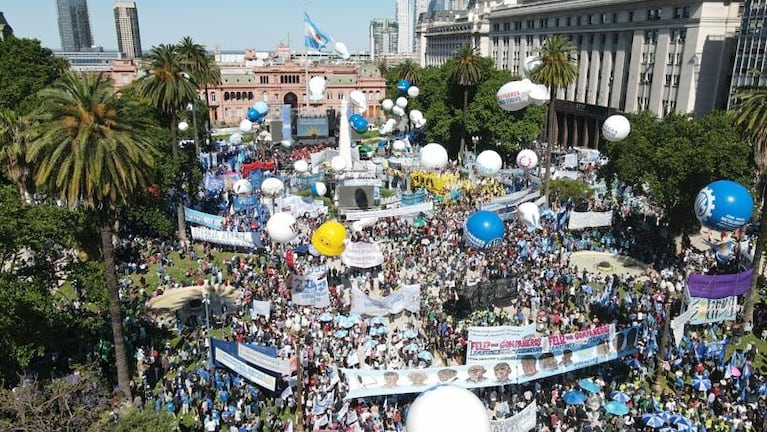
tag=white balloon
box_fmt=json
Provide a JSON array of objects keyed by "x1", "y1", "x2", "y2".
[
  {"x1": 528, "y1": 84, "x2": 550, "y2": 106},
  {"x1": 229, "y1": 133, "x2": 243, "y2": 145},
  {"x1": 518, "y1": 202, "x2": 541, "y2": 229},
  {"x1": 407, "y1": 385, "x2": 490, "y2": 432},
  {"x1": 293, "y1": 160, "x2": 309, "y2": 173},
  {"x1": 381, "y1": 99, "x2": 394, "y2": 111},
  {"x1": 392, "y1": 140, "x2": 406, "y2": 151},
  {"x1": 392, "y1": 106, "x2": 405, "y2": 117},
  {"x1": 349, "y1": 90, "x2": 367, "y2": 113},
  {"x1": 497, "y1": 81, "x2": 533, "y2": 111},
  {"x1": 420, "y1": 143, "x2": 448, "y2": 170},
  {"x1": 312, "y1": 182, "x2": 327, "y2": 196},
  {"x1": 407, "y1": 86, "x2": 420, "y2": 98},
  {"x1": 281, "y1": 139, "x2": 292, "y2": 148},
  {"x1": 409, "y1": 109, "x2": 424, "y2": 123},
  {"x1": 523, "y1": 56, "x2": 542, "y2": 77},
  {"x1": 395, "y1": 97, "x2": 408, "y2": 109},
  {"x1": 178, "y1": 121, "x2": 189, "y2": 132},
  {"x1": 260, "y1": 177, "x2": 285, "y2": 197},
  {"x1": 239, "y1": 119, "x2": 254, "y2": 133},
  {"x1": 516, "y1": 149, "x2": 538, "y2": 170},
  {"x1": 331, "y1": 155, "x2": 347, "y2": 171},
  {"x1": 266, "y1": 212, "x2": 299, "y2": 244},
  {"x1": 413, "y1": 117, "x2": 427, "y2": 128},
  {"x1": 334, "y1": 41, "x2": 350, "y2": 60},
  {"x1": 602, "y1": 114, "x2": 631, "y2": 142},
  {"x1": 476, "y1": 150, "x2": 503, "y2": 176},
  {"x1": 232, "y1": 178, "x2": 253, "y2": 195},
  {"x1": 308, "y1": 76, "x2": 326, "y2": 101},
  {"x1": 385, "y1": 118, "x2": 398, "y2": 127}
]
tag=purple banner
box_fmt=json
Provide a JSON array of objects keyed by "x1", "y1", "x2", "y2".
[{"x1": 687, "y1": 269, "x2": 753, "y2": 299}]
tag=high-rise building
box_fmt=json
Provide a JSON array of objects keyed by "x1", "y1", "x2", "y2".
[
  {"x1": 370, "y1": 18, "x2": 399, "y2": 60},
  {"x1": 427, "y1": 0, "x2": 451, "y2": 11},
  {"x1": 729, "y1": 0, "x2": 767, "y2": 106},
  {"x1": 0, "y1": 12, "x2": 13, "y2": 41},
  {"x1": 396, "y1": 0, "x2": 414, "y2": 53},
  {"x1": 56, "y1": 0, "x2": 93, "y2": 51},
  {"x1": 113, "y1": 1, "x2": 142, "y2": 58}
]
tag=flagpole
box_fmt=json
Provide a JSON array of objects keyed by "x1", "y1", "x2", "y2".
[{"x1": 303, "y1": 0, "x2": 310, "y2": 115}]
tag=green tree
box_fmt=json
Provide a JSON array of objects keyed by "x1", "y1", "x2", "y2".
[
  {"x1": 26, "y1": 72, "x2": 161, "y2": 401},
  {"x1": 732, "y1": 86, "x2": 767, "y2": 323},
  {"x1": 530, "y1": 35, "x2": 578, "y2": 199},
  {"x1": 394, "y1": 59, "x2": 422, "y2": 85},
  {"x1": 446, "y1": 45, "x2": 484, "y2": 157},
  {"x1": 600, "y1": 111, "x2": 754, "y2": 234},
  {"x1": 92, "y1": 407, "x2": 179, "y2": 432},
  {"x1": 0, "y1": 109, "x2": 33, "y2": 203},
  {"x1": 549, "y1": 178, "x2": 592, "y2": 206},
  {"x1": 0, "y1": 37, "x2": 67, "y2": 111},
  {"x1": 138, "y1": 44, "x2": 198, "y2": 242}
]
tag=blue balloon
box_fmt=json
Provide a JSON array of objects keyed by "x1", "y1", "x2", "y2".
[
  {"x1": 464, "y1": 210, "x2": 505, "y2": 249},
  {"x1": 253, "y1": 101, "x2": 269, "y2": 116},
  {"x1": 246, "y1": 108, "x2": 260, "y2": 122},
  {"x1": 396, "y1": 79, "x2": 411, "y2": 93},
  {"x1": 695, "y1": 180, "x2": 753, "y2": 232},
  {"x1": 353, "y1": 117, "x2": 369, "y2": 133},
  {"x1": 349, "y1": 113, "x2": 363, "y2": 125}
]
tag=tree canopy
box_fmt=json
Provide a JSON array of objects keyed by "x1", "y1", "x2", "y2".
[{"x1": 0, "y1": 37, "x2": 67, "y2": 112}]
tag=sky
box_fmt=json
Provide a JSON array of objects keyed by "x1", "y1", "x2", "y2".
[{"x1": 2, "y1": 0, "x2": 395, "y2": 53}]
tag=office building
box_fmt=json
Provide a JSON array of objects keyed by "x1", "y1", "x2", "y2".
[
  {"x1": 370, "y1": 18, "x2": 399, "y2": 60},
  {"x1": 114, "y1": 1, "x2": 142, "y2": 58},
  {"x1": 0, "y1": 12, "x2": 13, "y2": 41},
  {"x1": 397, "y1": 0, "x2": 414, "y2": 53},
  {"x1": 428, "y1": 0, "x2": 451, "y2": 12},
  {"x1": 729, "y1": 0, "x2": 767, "y2": 106},
  {"x1": 56, "y1": 0, "x2": 93, "y2": 51},
  {"x1": 54, "y1": 48, "x2": 122, "y2": 73}
]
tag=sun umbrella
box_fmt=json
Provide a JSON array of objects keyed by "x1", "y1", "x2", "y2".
[
  {"x1": 675, "y1": 423, "x2": 696, "y2": 432},
  {"x1": 404, "y1": 343, "x2": 420, "y2": 353},
  {"x1": 319, "y1": 312, "x2": 333, "y2": 322},
  {"x1": 691, "y1": 376, "x2": 712, "y2": 391},
  {"x1": 376, "y1": 326, "x2": 390, "y2": 334},
  {"x1": 642, "y1": 413, "x2": 667, "y2": 428},
  {"x1": 371, "y1": 316, "x2": 388, "y2": 325},
  {"x1": 369, "y1": 327, "x2": 381, "y2": 336},
  {"x1": 342, "y1": 318, "x2": 356, "y2": 329},
  {"x1": 669, "y1": 415, "x2": 692, "y2": 427},
  {"x1": 562, "y1": 390, "x2": 588, "y2": 405},
  {"x1": 347, "y1": 314, "x2": 362, "y2": 324},
  {"x1": 404, "y1": 330, "x2": 418, "y2": 339},
  {"x1": 603, "y1": 401, "x2": 630, "y2": 416},
  {"x1": 417, "y1": 351, "x2": 434, "y2": 361},
  {"x1": 610, "y1": 390, "x2": 631, "y2": 403},
  {"x1": 333, "y1": 329, "x2": 348, "y2": 338},
  {"x1": 579, "y1": 379, "x2": 601, "y2": 394}
]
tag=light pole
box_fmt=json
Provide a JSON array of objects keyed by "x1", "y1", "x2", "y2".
[
  {"x1": 202, "y1": 290, "x2": 213, "y2": 369},
  {"x1": 285, "y1": 317, "x2": 307, "y2": 432},
  {"x1": 471, "y1": 135, "x2": 480, "y2": 156}
]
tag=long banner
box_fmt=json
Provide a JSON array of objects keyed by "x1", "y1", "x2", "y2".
[
  {"x1": 191, "y1": 226, "x2": 263, "y2": 249},
  {"x1": 291, "y1": 271, "x2": 330, "y2": 308},
  {"x1": 341, "y1": 326, "x2": 639, "y2": 399},
  {"x1": 568, "y1": 211, "x2": 613, "y2": 230},
  {"x1": 184, "y1": 207, "x2": 226, "y2": 230},
  {"x1": 467, "y1": 324, "x2": 614, "y2": 362},
  {"x1": 688, "y1": 296, "x2": 739, "y2": 324},
  {"x1": 468, "y1": 324, "x2": 537, "y2": 347},
  {"x1": 214, "y1": 347, "x2": 276, "y2": 391},
  {"x1": 237, "y1": 344, "x2": 291, "y2": 376},
  {"x1": 343, "y1": 201, "x2": 433, "y2": 220},
  {"x1": 350, "y1": 285, "x2": 421, "y2": 316},
  {"x1": 490, "y1": 401, "x2": 537, "y2": 432},
  {"x1": 687, "y1": 269, "x2": 753, "y2": 299},
  {"x1": 341, "y1": 241, "x2": 384, "y2": 269}
]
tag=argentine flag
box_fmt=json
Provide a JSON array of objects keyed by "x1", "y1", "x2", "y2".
[{"x1": 304, "y1": 13, "x2": 333, "y2": 50}]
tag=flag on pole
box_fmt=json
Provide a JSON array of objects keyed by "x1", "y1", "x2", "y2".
[{"x1": 304, "y1": 13, "x2": 333, "y2": 49}]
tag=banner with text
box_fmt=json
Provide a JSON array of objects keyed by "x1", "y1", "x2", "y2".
[
  {"x1": 350, "y1": 285, "x2": 421, "y2": 316},
  {"x1": 688, "y1": 296, "x2": 739, "y2": 325},
  {"x1": 191, "y1": 226, "x2": 263, "y2": 249},
  {"x1": 490, "y1": 401, "x2": 537, "y2": 432},
  {"x1": 687, "y1": 269, "x2": 753, "y2": 299},
  {"x1": 568, "y1": 211, "x2": 613, "y2": 230},
  {"x1": 341, "y1": 241, "x2": 384, "y2": 268},
  {"x1": 291, "y1": 271, "x2": 330, "y2": 308},
  {"x1": 341, "y1": 326, "x2": 639, "y2": 399},
  {"x1": 468, "y1": 324, "x2": 538, "y2": 348},
  {"x1": 184, "y1": 207, "x2": 226, "y2": 230},
  {"x1": 214, "y1": 347, "x2": 276, "y2": 391},
  {"x1": 343, "y1": 201, "x2": 433, "y2": 220},
  {"x1": 467, "y1": 324, "x2": 614, "y2": 362},
  {"x1": 237, "y1": 344, "x2": 291, "y2": 376}
]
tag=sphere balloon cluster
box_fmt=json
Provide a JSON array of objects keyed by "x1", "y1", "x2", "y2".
[
  {"x1": 311, "y1": 220, "x2": 347, "y2": 256},
  {"x1": 602, "y1": 115, "x2": 631, "y2": 142},
  {"x1": 464, "y1": 210, "x2": 506, "y2": 249},
  {"x1": 266, "y1": 212, "x2": 299, "y2": 244},
  {"x1": 349, "y1": 113, "x2": 369, "y2": 134},
  {"x1": 516, "y1": 149, "x2": 538, "y2": 170},
  {"x1": 407, "y1": 385, "x2": 490, "y2": 432},
  {"x1": 476, "y1": 150, "x2": 503, "y2": 176},
  {"x1": 396, "y1": 79, "x2": 411, "y2": 93},
  {"x1": 497, "y1": 79, "x2": 548, "y2": 111},
  {"x1": 419, "y1": 143, "x2": 448, "y2": 170},
  {"x1": 694, "y1": 180, "x2": 753, "y2": 232}
]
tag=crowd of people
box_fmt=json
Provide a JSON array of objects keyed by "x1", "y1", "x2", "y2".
[{"x1": 91, "y1": 140, "x2": 767, "y2": 432}]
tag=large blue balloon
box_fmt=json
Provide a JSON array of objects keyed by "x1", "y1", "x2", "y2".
[
  {"x1": 253, "y1": 101, "x2": 269, "y2": 116},
  {"x1": 695, "y1": 180, "x2": 753, "y2": 232},
  {"x1": 246, "y1": 108, "x2": 260, "y2": 122},
  {"x1": 464, "y1": 210, "x2": 505, "y2": 249},
  {"x1": 396, "y1": 79, "x2": 411, "y2": 93}
]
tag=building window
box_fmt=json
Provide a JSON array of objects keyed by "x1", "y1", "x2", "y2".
[
  {"x1": 526, "y1": 20, "x2": 534, "y2": 29},
  {"x1": 514, "y1": 21, "x2": 522, "y2": 30},
  {"x1": 210, "y1": 92, "x2": 216, "y2": 103},
  {"x1": 526, "y1": 35, "x2": 533, "y2": 45},
  {"x1": 248, "y1": 91, "x2": 254, "y2": 100},
  {"x1": 644, "y1": 30, "x2": 658, "y2": 44},
  {"x1": 566, "y1": 17, "x2": 572, "y2": 26},
  {"x1": 260, "y1": 75, "x2": 269, "y2": 84},
  {"x1": 555, "y1": 17, "x2": 560, "y2": 27},
  {"x1": 673, "y1": 75, "x2": 680, "y2": 87},
  {"x1": 628, "y1": 11, "x2": 634, "y2": 22},
  {"x1": 665, "y1": 74, "x2": 672, "y2": 85},
  {"x1": 647, "y1": 8, "x2": 662, "y2": 21},
  {"x1": 674, "y1": 6, "x2": 690, "y2": 19},
  {"x1": 493, "y1": 23, "x2": 500, "y2": 31},
  {"x1": 612, "y1": 13, "x2": 617, "y2": 24},
  {"x1": 539, "y1": 18, "x2": 548, "y2": 28},
  {"x1": 667, "y1": 53, "x2": 674, "y2": 65},
  {"x1": 577, "y1": 16, "x2": 582, "y2": 25},
  {"x1": 224, "y1": 92, "x2": 229, "y2": 101}
]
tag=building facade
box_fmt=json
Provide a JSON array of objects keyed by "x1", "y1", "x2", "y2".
[
  {"x1": 0, "y1": 12, "x2": 13, "y2": 41},
  {"x1": 113, "y1": 1, "x2": 142, "y2": 59},
  {"x1": 370, "y1": 18, "x2": 399, "y2": 60},
  {"x1": 54, "y1": 48, "x2": 122, "y2": 73},
  {"x1": 729, "y1": 0, "x2": 767, "y2": 107},
  {"x1": 397, "y1": 0, "x2": 415, "y2": 53},
  {"x1": 417, "y1": 2, "x2": 492, "y2": 67},
  {"x1": 56, "y1": 0, "x2": 93, "y2": 51}
]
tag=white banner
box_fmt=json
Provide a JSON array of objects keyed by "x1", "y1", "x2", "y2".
[
  {"x1": 343, "y1": 201, "x2": 433, "y2": 220},
  {"x1": 671, "y1": 306, "x2": 697, "y2": 347},
  {"x1": 468, "y1": 324, "x2": 537, "y2": 343},
  {"x1": 689, "y1": 296, "x2": 739, "y2": 325},
  {"x1": 237, "y1": 344, "x2": 291, "y2": 375},
  {"x1": 568, "y1": 211, "x2": 613, "y2": 230},
  {"x1": 280, "y1": 195, "x2": 327, "y2": 217},
  {"x1": 191, "y1": 226, "x2": 263, "y2": 249},
  {"x1": 341, "y1": 241, "x2": 384, "y2": 268},
  {"x1": 291, "y1": 271, "x2": 330, "y2": 308},
  {"x1": 490, "y1": 401, "x2": 537, "y2": 432},
  {"x1": 350, "y1": 285, "x2": 420, "y2": 316},
  {"x1": 250, "y1": 300, "x2": 271, "y2": 319},
  {"x1": 214, "y1": 347, "x2": 276, "y2": 391}
]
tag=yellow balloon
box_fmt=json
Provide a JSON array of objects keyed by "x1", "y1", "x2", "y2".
[{"x1": 311, "y1": 220, "x2": 347, "y2": 257}]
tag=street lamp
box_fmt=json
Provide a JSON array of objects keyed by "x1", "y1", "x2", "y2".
[
  {"x1": 202, "y1": 290, "x2": 213, "y2": 369},
  {"x1": 285, "y1": 317, "x2": 308, "y2": 432},
  {"x1": 471, "y1": 135, "x2": 480, "y2": 156}
]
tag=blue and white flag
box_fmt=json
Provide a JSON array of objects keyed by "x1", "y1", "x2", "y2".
[{"x1": 304, "y1": 13, "x2": 333, "y2": 50}]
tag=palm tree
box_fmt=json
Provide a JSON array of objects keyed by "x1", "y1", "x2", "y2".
[
  {"x1": 139, "y1": 43, "x2": 198, "y2": 241},
  {"x1": 395, "y1": 59, "x2": 422, "y2": 85},
  {"x1": 732, "y1": 86, "x2": 767, "y2": 324},
  {"x1": 530, "y1": 35, "x2": 578, "y2": 200},
  {"x1": 447, "y1": 45, "x2": 483, "y2": 157},
  {"x1": 0, "y1": 109, "x2": 33, "y2": 204},
  {"x1": 26, "y1": 72, "x2": 159, "y2": 402}
]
